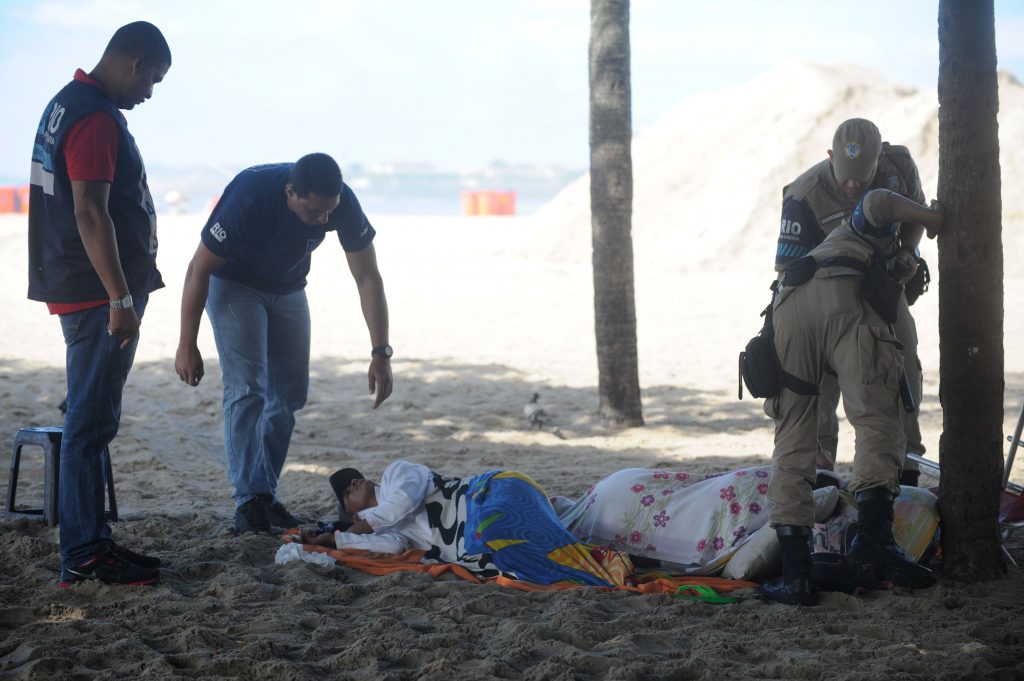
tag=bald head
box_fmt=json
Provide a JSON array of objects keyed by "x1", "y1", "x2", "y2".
[
  {"x1": 104, "y1": 21, "x2": 171, "y2": 69},
  {"x1": 92, "y1": 21, "x2": 171, "y2": 110}
]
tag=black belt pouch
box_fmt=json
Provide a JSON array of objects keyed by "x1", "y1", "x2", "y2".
[{"x1": 861, "y1": 255, "x2": 901, "y2": 324}]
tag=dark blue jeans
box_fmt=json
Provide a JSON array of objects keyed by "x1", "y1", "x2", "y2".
[{"x1": 58, "y1": 295, "x2": 147, "y2": 569}]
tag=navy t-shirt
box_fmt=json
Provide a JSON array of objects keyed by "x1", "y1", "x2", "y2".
[{"x1": 201, "y1": 163, "x2": 374, "y2": 293}]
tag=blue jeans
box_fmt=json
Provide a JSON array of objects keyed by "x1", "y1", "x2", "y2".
[
  {"x1": 206, "y1": 277, "x2": 310, "y2": 507},
  {"x1": 58, "y1": 295, "x2": 147, "y2": 569}
]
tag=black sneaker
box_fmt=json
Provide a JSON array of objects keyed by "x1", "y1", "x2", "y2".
[
  {"x1": 234, "y1": 497, "x2": 272, "y2": 534},
  {"x1": 110, "y1": 541, "x2": 162, "y2": 569},
  {"x1": 59, "y1": 548, "x2": 160, "y2": 588},
  {"x1": 262, "y1": 496, "x2": 304, "y2": 529}
]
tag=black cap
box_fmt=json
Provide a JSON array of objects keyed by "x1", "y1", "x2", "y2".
[{"x1": 329, "y1": 468, "x2": 364, "y2": 511}]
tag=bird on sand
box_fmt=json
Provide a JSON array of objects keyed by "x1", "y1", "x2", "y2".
[{"x1": 523, "y1": 393, "x2": 546, "y2": 429}]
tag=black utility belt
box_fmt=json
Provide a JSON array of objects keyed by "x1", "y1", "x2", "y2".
[{"x1": 781, "y1": 253, "x2": 900, "y2": 324}]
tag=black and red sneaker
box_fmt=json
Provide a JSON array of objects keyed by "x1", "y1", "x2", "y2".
[
  {"x1": 59, "y1": 548, "x2": 160, "y2": 588},
  {"x1": 110, "y1": 542, "x2": 162, "y2": 569}
]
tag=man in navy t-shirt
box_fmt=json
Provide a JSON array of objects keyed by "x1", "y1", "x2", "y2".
[{"x1": 175, "y1": 153, "x2": 392, "y2": 533}]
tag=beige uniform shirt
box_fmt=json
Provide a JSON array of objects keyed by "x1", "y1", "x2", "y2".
[{"x1": 774, "y1": 144, "x2": 925, "y2": 271}]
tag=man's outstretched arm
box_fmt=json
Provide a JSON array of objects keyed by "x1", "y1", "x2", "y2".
[
  {"x1": 175, "y1": 242, "x2": 225, "y2": 386},
  {"x1": 346, "y1": 243, "x2": 392, "y2": 408}
]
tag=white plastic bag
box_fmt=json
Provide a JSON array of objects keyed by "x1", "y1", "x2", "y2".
[{"x1": 274, "y1": 542, "x2": 337, "y2": 567}]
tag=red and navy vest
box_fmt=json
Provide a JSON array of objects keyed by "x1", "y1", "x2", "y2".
[{"x1": 28, "y1": 78, "x2": 163, "y2": 303}]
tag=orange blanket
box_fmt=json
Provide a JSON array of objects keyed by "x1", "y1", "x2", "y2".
[{"x1": 287, "y1": 541, "x2": 757, "y2": 595}]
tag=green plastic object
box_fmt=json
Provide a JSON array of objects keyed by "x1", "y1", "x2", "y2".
[{"x1": 672, "y1": 583, "x2": 742, "y2": 604}]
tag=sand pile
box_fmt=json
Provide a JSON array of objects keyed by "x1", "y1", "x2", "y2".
[{"x1": 529, "y1": 61, "x2": 1024, "y2": 276}]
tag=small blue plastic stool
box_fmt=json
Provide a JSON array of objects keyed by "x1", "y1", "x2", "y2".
[{"x1": 6, "y1": 426, "x2": 117, "y2": 526}]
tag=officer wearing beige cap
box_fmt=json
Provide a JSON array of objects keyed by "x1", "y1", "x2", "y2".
[
  {"x1": 763, "y1": 188, "x2": 944, "y2": 605},
  {"x1": 774, "y1": 118, "x2": 929, "y2": 485}
]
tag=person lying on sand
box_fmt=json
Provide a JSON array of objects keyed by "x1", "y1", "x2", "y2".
[
  {"x1": 300, "y1": 465, "x2": 842, "y2": 569},
  {"x1": 553, "y1": 466, "x2": 936, "y2": 577},
  {"x1": 552, "y1": 465, "x2": 778, "y2": 573},
  {"x1": 299, "y1": 460, "x2": 625, "y2": 586},
  {"x1": 301, "y1": 462, "x2": 938, "y2": 594}
]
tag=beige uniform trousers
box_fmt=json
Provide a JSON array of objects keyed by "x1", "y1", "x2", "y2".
[
  {"x1": 766, "y1": 275, "x2": 905, "y2": 527},
  {"x1": 816, "y1": 292, "x2": 922, "y2": 469}
]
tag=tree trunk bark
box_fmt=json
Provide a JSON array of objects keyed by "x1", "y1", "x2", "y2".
[
  {"x1": 589, "y1": 0, "x2": 643, "y2": 427},
  {"x1": 936, "y1": 0, "x2": 1005, "y2": 580}
]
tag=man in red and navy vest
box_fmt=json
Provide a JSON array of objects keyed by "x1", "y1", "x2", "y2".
[{"x1": 27, "y1": 21, "x2": 171, "y2": 588}]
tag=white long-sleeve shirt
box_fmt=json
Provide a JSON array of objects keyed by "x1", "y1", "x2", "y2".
[{"x1": 333, "y1": 460, "x2": 434, "y2": 554}]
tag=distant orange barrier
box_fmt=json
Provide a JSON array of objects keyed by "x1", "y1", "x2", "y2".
[
  {"x1": 461, "y1": 189, "x2": 515, "y2": 216},
  {"x1": 461, "y1": 191, "x2": 480, "y2": 215},
  {"x1": 0, "y1": 187, "x2": 14, "y2": 213},
  {"x1": 0, "y1": 185, "x2": 30, "y2": 214}
]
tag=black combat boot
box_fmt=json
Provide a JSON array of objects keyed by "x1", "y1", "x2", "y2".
[
  {"x1": 846, "y1": 487, "x2": 937, "y2": 589},
  {"x1": 762, "y1": 525, "x2": 819, "y2": 606}
]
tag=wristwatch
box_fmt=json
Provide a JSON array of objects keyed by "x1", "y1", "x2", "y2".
[
  {"x1": 109, "y1": 294, "x2": 134, "y2": 310},
  {"x1": 371, "y1": 345, "x2": 393, "y2": 359}
]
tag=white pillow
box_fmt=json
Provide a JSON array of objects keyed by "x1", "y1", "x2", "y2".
[{"x1": 721, "y1": 486, "x2": 840, "y2": 581}]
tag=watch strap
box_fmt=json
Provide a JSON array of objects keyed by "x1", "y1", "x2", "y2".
[{"x1": 109, "y1": 294, "x2": 134, "y2": 310}]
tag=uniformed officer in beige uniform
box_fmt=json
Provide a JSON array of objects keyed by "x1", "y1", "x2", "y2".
[
  {"x1": 762, "y1": 187, "x2": 944, "y2": 606},
  {"x1": 775, "y1": 119, "x2": 929, "y2": 484}
]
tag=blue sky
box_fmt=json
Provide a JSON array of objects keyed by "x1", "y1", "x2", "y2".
[{"x1": 1, "y1": 0, "x2": 1022, "y2": 180}]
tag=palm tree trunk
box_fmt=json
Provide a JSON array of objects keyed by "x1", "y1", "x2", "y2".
[
  {"x1": 589, "y1": 0, "x2": 643, "y2": 427},
  {"x1": 936, "y1": 0, "x2": 1005, "y2": 579}
]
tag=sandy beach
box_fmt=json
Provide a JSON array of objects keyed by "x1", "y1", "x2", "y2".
[
  {"x1": 1, "y1": 205, "x2": 1023, "y2": 680},
  {"x1": 3, "y1": 54, "x2": 1024, "y2": 681}
]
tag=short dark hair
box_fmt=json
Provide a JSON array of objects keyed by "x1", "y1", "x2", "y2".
[
  {"x1": 329, "y1": 468, "x2": 364, "y2": 512},
  {"x1": 105, "y1": 21, "x2": 171, "y2": 67},
  {"x1": 289, "y1": 153, "x2": 343, "y2": 199}
]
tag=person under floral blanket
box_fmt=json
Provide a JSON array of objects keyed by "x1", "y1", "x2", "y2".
[
  {"x1": 301, "y1": 460, "x2": 629, "y2": 587},
  {"x1": 554, "y1": 466, "x2": 775, "y2": 574}
]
